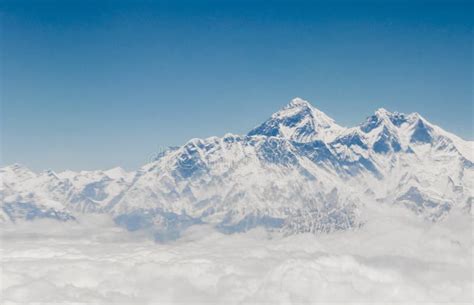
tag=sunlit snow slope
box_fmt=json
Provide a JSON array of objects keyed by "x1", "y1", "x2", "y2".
[{"x1": 2, "y1": 98, "x2": 472, "y2": 238}]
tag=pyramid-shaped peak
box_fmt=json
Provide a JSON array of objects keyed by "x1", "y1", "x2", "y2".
[
  {"x1": 407, "y1": 111, "x2": 423, "y2": 121},
  {"x1": 286, "y1": 97, "x2": 312, "y2": 108},
  {"x1": 248, "y1": 98, "x2": 344, "y2": 143},
  {"x1": 279, "y1": 97, "x2": 333, "y2": 120},
  {"x1": 374, "y1": 108, "x2": 393, "y2": 117}
]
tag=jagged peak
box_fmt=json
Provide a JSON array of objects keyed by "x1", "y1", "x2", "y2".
[
  {"x1": 373, "y1": 108, "x2": 431, "y2": 128},
  {"x1": 374, "y1": 108, "x2": 408, "y2": 124},
  {"x1": 41, "y1": 169, "x2": 60, "y2": 180},
  {"x1": 185, "y1": 138, "x2": 204, "y2": 147},
  {"x1": 361, "y1": 108, "x2": 411, "y2": 133}
]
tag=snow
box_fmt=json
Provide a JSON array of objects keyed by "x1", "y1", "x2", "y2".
[
  {"x1": 1, "y1": 98, "x2": 472, "y2": 233},
  {"x1": 1, "y1": 97, "x2": 473, "y2": 303},
  {"x1": 248, "y1": 97, "x2": 345, "y2": 143},
  {"x1": 104, "y1": 167, "x2": 130, "y2": 180}
]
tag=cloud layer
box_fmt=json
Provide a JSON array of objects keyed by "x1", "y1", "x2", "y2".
[{"x1": 1, "y1": 212, "x2": 472, "y2": 305}]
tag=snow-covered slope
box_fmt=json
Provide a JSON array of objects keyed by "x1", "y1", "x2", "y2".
[
  {"x1": 1, "y1": 165, "x2": 133, "y2": 222},
  {"x1": 331, "y1": 107, "x2": 473, "y2": 218},
  {"x1": 248, "y1": 98, "x2": 345, "y2": 142},
  {"x1": 112, "y1": 135, "x2": 361, "y2": 238},
  {"x1": 2, "y1": 98, "x2": 472, "y2": 238},
  {"x1": 1, "y1": 165, "x2": 74, "y2": 222}
]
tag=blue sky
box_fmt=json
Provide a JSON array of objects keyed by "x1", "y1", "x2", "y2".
[{"x1": 1, "y1": 0, "x2": 472, "y2": 171}]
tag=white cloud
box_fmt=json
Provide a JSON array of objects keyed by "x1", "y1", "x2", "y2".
[{"x1": 1, "y1": 212, "x2": 472, "y2": 305}]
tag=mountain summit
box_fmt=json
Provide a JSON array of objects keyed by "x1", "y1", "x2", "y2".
[
  {"x1": 2, "y1": 97, "x2": 473, "y2": 239},
  {"x1": 248, "y1": 97, "x2": 344, "y2": 142}
]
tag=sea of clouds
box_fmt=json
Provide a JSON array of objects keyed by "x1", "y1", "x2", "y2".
[{"x1": 1, "y1": 209, "x2": 472, "y2": 305}]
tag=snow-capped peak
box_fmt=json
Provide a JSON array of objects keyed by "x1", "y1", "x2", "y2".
[
  {"x1": 0, "y1": 163, "x2": 37, "y2": 184},
  {"x1": 2, "y1": 163, "x2": 32, "y2": 174},
  {"x1": 374, "y1": 107, "x2": 391, "y2": 117},
  {"x1": 360, "y1": 107, "x2": 408, "y2": 133},
  {"x1": 248, "y1": 97, "x2": 344, "y2": 142},
  {"x1": 104, "y1": 167, "x2": 128, "y2": 180},
  {"x1": 2, "y1": 97, "x2": 472, "y2": 238},
  {"x1": 285, "y1": 97, "x2": 312, "y2": 108}
]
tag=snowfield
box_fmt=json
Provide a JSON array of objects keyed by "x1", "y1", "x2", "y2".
[
  {"x1": 1, "y1": 98, "x2": 473, "y2": 304},
  {"x1": 2, "y1": 98, "x2": 473, "y2": 237},
  {"x1": 1, "y1": 211, "x2": 472, "y2": 305}
]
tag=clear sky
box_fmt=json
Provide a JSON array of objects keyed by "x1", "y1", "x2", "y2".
[{"x1": 1, "y1": 0, "x2": 472, "y2": 171}]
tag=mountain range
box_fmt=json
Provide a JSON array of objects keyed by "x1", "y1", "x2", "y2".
[{"x1": 2, "y1": 98, "x2": 472, "y2": 239}]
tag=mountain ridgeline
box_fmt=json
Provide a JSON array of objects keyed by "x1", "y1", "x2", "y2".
[{"x1": 2, "y1": 98, "x2": 473, "y2": 239}]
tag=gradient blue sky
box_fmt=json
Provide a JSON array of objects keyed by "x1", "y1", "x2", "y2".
[{"x1": 1, "y1": 0, "x2": 472, "y2": 171}]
